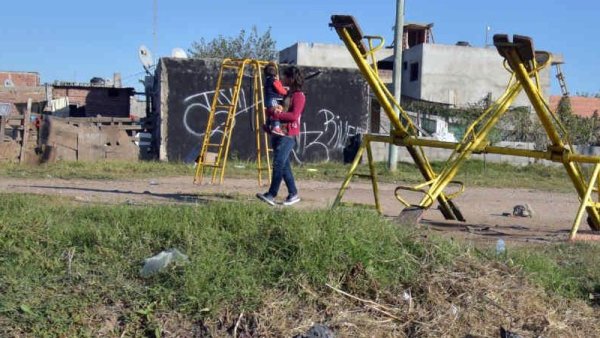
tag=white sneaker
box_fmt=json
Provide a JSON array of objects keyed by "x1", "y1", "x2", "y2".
[
  {"x1": 283, "y1": 194, "x2": 300, "y2": 206},
  {"x1": 256, "y1": 193, "x2": 276, "y2": 206}
]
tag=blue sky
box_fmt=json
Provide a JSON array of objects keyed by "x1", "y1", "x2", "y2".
[{"x1": 1, "y1": 0, "x2": 598, "y2": 94}]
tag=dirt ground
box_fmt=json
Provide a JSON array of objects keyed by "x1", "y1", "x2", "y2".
[{"x1": 2, "y1": 175, "x2": 598, "y2": 244}]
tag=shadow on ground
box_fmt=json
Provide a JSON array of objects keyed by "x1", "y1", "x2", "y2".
[{"x1": 25, "y1": 185, "x2": 239, "y2": 204}]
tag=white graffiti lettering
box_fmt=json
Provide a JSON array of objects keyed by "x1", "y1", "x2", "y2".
[
  {"x1": 183, "y1": 88, "x2": 253, "y2": 138},
  {"x1": 181, "y1": 90, "x2": 365, "y2": 163},
  {"x1": 293, "y1": 109, "x2": 366, "y2": 163}
]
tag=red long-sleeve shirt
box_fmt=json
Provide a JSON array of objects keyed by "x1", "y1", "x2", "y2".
[
  {"x1": 272, "y1": 91, "x2": 305, "y2": 136},
  {"x1": 273, "y1": 79, "x2": 288, "y2": 96}
]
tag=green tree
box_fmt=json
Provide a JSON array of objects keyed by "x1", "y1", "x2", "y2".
[
  {"x1": 188, "y1": 26, "x2": 277, "y2": 60},
  {"x1": 554, "y1": 96, "x2": 600, "y2": 145},
  {"x1": 556, "y1": 96, "x2": 574, "y2": 124}
]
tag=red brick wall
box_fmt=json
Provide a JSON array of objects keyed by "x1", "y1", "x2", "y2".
[
  {"x1": 52, "y1": 87, "x2": 87, "y2": 106},
  {"x1": 0, "y1": 72, "x2": 40, "y2": 87}
]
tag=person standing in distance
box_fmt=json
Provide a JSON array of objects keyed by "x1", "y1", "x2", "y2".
[{"x1": 256, "y1": 66, "x2": 305, "y2": 206}]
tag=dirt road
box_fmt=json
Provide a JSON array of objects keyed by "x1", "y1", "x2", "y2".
[{"x1": 1, "y1": 175, "x2": 595, "y2": 243}]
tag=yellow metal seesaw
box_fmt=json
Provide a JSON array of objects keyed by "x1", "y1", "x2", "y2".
[
  {"x1": 329, "y1": 15, "x2": 600, "y2": 239},
  {"x1": 330, "y1": 15, "x2": 465, "y2": 223}
]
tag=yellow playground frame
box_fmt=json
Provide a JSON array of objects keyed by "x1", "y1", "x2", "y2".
[
  {"x1": 329, "y1": 15, "x2": 600, "y2": 239},
  {"x1": 193, "y1": 58, "x2": 273, "y2": 186}
]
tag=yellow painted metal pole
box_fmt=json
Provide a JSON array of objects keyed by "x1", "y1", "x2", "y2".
[
  {"x1": 339, "y1": 30, "x2": 407, "y2": 135},
  {"x1": 333, "y1": 135, "x2": 383, "y2": 213},
  {"x1": 250, "y1": 60, "x2": 273, "y2": 186},
  {"x1": 263, "y1": 64, "x2": 272, "y2": 184},
  {"x1": 255, "y1": 61, "x2": 272, "y2": 186},
  {"x1": 397, "y1": 137, "x2": 600, "y2": 164},
  {"x1": 570, "y1": 164, "x2": 600, "y2": 239},
  {"x1": 507, "y1": 53, "x2": 564, "y2": 149},
  {"x1": 365, "y1": 137, "x2": 382, "y2": 214},
  {"x1": 332, "y1": 141, "x2": 367, "y2": 208},
  {"x1": 217, "y1": 60, "x2": 249, "y2": 184},
  {"x1": 253, "y1": 63, "x2": 264, "y2": 186}
]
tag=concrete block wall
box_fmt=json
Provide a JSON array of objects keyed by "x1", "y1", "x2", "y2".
[{"x1": 156, "y1": 57, "x2": 370, "y2": 163}]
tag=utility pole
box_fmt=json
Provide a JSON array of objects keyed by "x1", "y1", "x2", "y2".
[
  {"x1": 388, "y1": 0, "x2": 405, "y2": 171},
  {"x1": 153, "y1": 0, "x2": 158, "y2": 63}
]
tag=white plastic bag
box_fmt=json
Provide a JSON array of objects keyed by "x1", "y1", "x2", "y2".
[{"x1": 140, "y1": 248, "x2": 189, "y2": 278}]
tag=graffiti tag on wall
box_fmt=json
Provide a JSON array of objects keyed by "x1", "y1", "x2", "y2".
[
  {"x1": 182, "y1": 88, "x2": 366, "y2": 163},
  {"x1": 292, "y1": 109, "x2": 365, "y2": 163},
  {"x1": 183, "y1": 88, "x2": 252, "y2": 137}
]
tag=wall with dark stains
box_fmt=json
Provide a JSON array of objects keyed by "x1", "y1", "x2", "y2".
[{"x1": 156, "y1": 57, "x2": 370, "y2": 163}]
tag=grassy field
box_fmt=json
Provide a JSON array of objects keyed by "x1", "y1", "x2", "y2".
[
  {"x1": 1, "y1": 158, "x2": 598, "y2": 335},
  {"x1": 1, "y1": 194, "x2": 599, "y2": 336},
  {"x1": 0, "y1": 159, "x2": 584, "y2": 192}
]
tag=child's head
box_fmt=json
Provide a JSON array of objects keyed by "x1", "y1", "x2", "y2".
[{"x1": 264, "y1": 62, "x2": 278, "y2": 77}]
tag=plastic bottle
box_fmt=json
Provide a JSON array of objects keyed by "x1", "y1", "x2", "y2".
[{"x1": 496, "y1": 239, "x2": 506, "y2": 255}]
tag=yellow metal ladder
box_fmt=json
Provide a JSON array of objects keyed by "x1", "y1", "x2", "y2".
[{"x1": 193, "y1": 58, "x2": 272, "y2": 185}]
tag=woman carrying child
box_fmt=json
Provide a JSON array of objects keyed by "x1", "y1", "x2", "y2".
[{"x1": 256, "y1": 66, "x2": 305, "y2": 206}]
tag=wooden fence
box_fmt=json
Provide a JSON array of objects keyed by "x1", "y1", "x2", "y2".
[
  {"x1": 0, "y1": 98, "x2": 37, "y2": 163},
  {"x1": 0, "y1": 98, "x2": 155, "y2": 163}
]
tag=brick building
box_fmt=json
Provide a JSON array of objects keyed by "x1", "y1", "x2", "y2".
[
  {"x1": 52, "y1": 83, "x2": 135, "y2": 117},
  {"x1": 0, "y1": 71, "x2": 40, "y2": 87},
  {"x1": 0, "y1": 71, "x2": 46, "y2": 115}
]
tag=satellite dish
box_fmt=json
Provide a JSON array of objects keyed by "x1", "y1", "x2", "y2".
[
  {"x1": 4, "y1": 79, "x2": 14, "y2": 87},
  {"x1": 171, "y1": 48, "x2": 188, "y2": 59},
  {"x1": 138, "y1": 45, "x2": 155, "y2": 73}
]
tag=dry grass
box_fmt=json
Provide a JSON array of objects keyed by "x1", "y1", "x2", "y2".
[
  {"x1": 243, "y1": 257, "x2": 600, "y2": 338},
  {"x1": 2, "y1": 194, "x2": 599, "y2": 337},
  {"x1": 108, "y1": 256, "x2": 600, "y2": 338}
]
